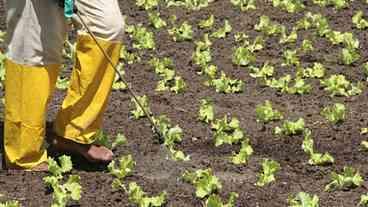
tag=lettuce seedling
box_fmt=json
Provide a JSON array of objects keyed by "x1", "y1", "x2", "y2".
[
  {"x1": 341, "y1": 47, "x2": 360, "y2": 65},
  {"x1": 231, "y1": 139, "x2": 253, "y2": 165},
  {"x1": 168, "y1": 21, "x2": 193, "y2": 42},
  {"x1": 95, "y1": 131, "x2": 127, "y2": 150},
  {"x1": 255, "y1": 15, "x2": 283, "y2": 36},
  {"x1": 131, "y1": 95, "x2": 152, "y2": 120},
  {"x1": 256, "y1": 159, "x2": 280, "y2": 187},
  {"x1": 148, "y1": 11, "x2": 167, "y2": 29},
  {"x1": 43, "y1": 156, "x2": 82, "y2": 207},
  {"x1": 0, "y1": 201, "x2": 20, "y2": 207},
  {"x1": 211, "y1": 72, "x2": 244, "y2": 94},
  {"x1": 288, "y1": 192, "x2": 319, "y2": 207},
  {"x1": 271, "y1": 0, "x2": 305, "y2": 13},
  {"x1": 288, "y1": 78, "x2": 312, "y2": 95},
  {"x1": 320, "y1": 74, "x2": 351, "y2": 97},
  {"x1": 321, "y1": 103, "x2": 346, "y2": 124},
  {"x1": 301, "y1": 39, "x2": 314, "y2": 52},
  {"x1": 230, "y1": 0, "x2": 256, "y2": 11},
  {"x1": 108, "y1": 155, "x2": 135, "y2": 190},
  {"x1": 202, "y1": 65, "x2": 218, "y2": 85},
  {"x1": 249, "y1": 62, "x2": 274, "y2": 80},
  {"x1": 232, "y1": 46, "x2": 255, "y2": 66},
  {"x1": 302, "y1": 129, "x2": 334, "y2": 165},
  {"x1": 359, "y1": 193, "x2": 368, "y2": 206},
  {"x1": 193, "y1": 34, "x2": 212, "y2": 67},
  {"x1": 266, "y1": 75, "x2": 291, "y2": 93},
  {"x1": 205, "y1": 192, "x2": 239, "y2": 207},
  {"x1": 166, "y1": 0, "x2": 213, "y2": 10},
  {"x1": 199, "y1": 15, "x2": 215, "y2": 29},
  {"x1": 301, "y1": 63, "x2": 325, "y2": 79},
  {"x1": 255, "y1": 100, "x2": 283, "y2": 123},
  {"x1": 211, "y1": 116, "x2": 244, "y2": 146},
  {"x1": 112, "y1": 63, "x2": 128, "y2": 90},
  {"x1": 274, "y1": 118, "x2": 305, "y2": 136},
  {"x1": 136, "y1": 0, "x2": 159, "y2": 10},
  {"x1": 282, "y1": 49, "x2": 300, "y2": 67},
  {"x1": 353, "y1": 11, "x2": 368, "y2": 29},
  {"x1": 153, "y1": 115, "x2": 190, "y2": 161},
  {"x1": 120, "y1": 45, "x2": 141, "y2": 65},
  {"x1": 199, "y1": 99, "x2": 215, "y2": 123},
  {"x1": 128, "y1": 182, "x2": 167, "y2": 207},
  {"x1": 211, "y1": 20, "x2": 232, "y2": 39},
  {"x1": 279, "y1": 27, "x2": 298, "y2": 44},
  {"x1": 183, "y1": 168, "x2": 222, "y2": 198},
  {"x1": 126, "y1": 24, "x2": 155, "y2": 50},
  {"x1": 325, "y1": 166, "x2": 363, "y2": 191}
]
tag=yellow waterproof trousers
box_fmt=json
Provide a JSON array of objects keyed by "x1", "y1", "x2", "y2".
[{"x1": 4, "y1": 0, "x2": 124, "y2": 169}]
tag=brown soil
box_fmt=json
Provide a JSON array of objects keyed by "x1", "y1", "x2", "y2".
[{"x1": 1, "y1": 0, "x2": 368, "y2": 206}]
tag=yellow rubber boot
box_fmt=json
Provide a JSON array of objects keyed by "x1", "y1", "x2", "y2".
[
  {"x1": 54, "y1": 34, "x2": 122, "y2": 144},
  {"x1": 4, "y1": 59, "x2": 59, "y2": 169}
]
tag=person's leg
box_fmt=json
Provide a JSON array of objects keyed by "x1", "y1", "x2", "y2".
[
  {"x1": 4, "y1": 0, "x2": 65, "y2": 169},
  {"x1": 53, "y1": 0, "x2": 124, "y2": 161}
]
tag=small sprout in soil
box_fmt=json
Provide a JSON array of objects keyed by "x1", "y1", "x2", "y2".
[
  {"x1": 198, "y1": 15, "x2": 215, "y2": 29},
  {"x1": 325, "y1": 166, "x2": 363, "y2": 192},
  {"x1": 231, "y1": 138, "x2": 253, "y2": 165},
  {"x1": 43, "y1": 155, "x2": 82, "y2": 207},
  {"x1": 205, "y1": 192, "x2": 239, "y2": 207},
  {"x1": 256, "y1": 159, "x2": 280, "y2": 187},
  {"x1": 288, "y1": 192, "x2": 319, "y2": 207},
  {"x1": 182, "y1": 168, "x2": 222, "y2": 198},
  {"x1": 211, "y1": 71, "x2": 244, "y2": 94},
  {"x1": 108, "y1": 155, "x2": 135, "y2": 190},
  {"x1": 136, "y1": 0, "x2": 159, "y2": 10},
  {"x1": 230, "y1": 0, "x2": 256, "y2": 11},
  {"x1": 128, "y1": 182, "x2": 167, "y2": 207},
  {"x1": 353, "y1": 11, "x2": 368, "y2": 30},
  {"x1": 255, "y1": 100, "x2": 283, "y2": 124},
  {"x1": 320, "y1": 103, "x2": 346, "y2": 124},
  {"x1": 0, "y1": 201, "x2": 21, "y2": 207},
  {"x1": 211, "y1": 115, "x2": 244, "y2": 147},
  {"x1": 168, "y1": 21, "x2": 193, "y2": 42},
  {"x1": 95, "y1": 131, "x2": 127, "y2": 150},
  {"x1": 271, "y1": 0, "x2": 305, "y2": 13},
  {"x1": 148, "y1": 11, "x2": 167, "y2": 29},
  {"x1": 130, "y1": 95, "x2": 152, "y2": 120},
  {"x1": 211, "y1": 19, "x2": 232, "y2": 39},
  {"x1": 199, "y1": 99, "x2": 215, "y2": 123},
  {"x1": 359, "y1": 193, "x2": 368, "y2": 206},
  {"x1": 126, "y1": 24, "x2": 155, "y2": 50},
  {"x1": 302, "y1": 129, "x2": 334, "y2": 165},
  {"x1": 274, "y1": 118, "x2": 305, "y2": 136}
]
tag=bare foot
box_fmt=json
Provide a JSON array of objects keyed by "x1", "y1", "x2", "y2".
[{"x1": 51, "y1": 136, "x2": 113, "y2": 163}]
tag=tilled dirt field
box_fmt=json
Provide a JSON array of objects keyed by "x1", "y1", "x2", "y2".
[{"x1": 1, "y1": 0, "x2": 368, "y2": 206}]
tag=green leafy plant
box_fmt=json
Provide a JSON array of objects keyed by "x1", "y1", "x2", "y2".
[
  {"x1": 302, "y1": 129, "x2": 334, "y2": 165},
  {"x1": 288, "y1": 192, "x2": 319, "y2": 207},
  {"x1": 301, "y1": 63, "x2": 325, "y2": 79},
  {"x1": 95, "y1": 131, "x2": 127, "y2": 150},
  {"x1": 255, "y1": 15, "x2": 283, "y2": 36},
  {"x1": 168, "y1": 21, "x2": 193, "y2": 42},
  {"x1": 182, "y1": 168, "x2": 222, "y2": 198},
  {"x1": 0, "y1": 201, "x2": 20, "y2": 207},
  {"x1": 148, "y1": 11, "x2": 167, "y2": 29},
  {"x1": 166, "y1": 0, "x2": 213, "y2": 10},
  {"x1": 43, "y1": 156, "x2": 82, "y2": 207},
  {"x1": 255, "y1": 100, "x2": 283, "y2": 123},
  {"x1": 282, "y1": 49, "x2": 300, "y2": 67},
  {"x1": 120, "y1": 45, "x2": 141, "y2": 65},
  {"x1": 131, "y1": 95, "x2": 152, "y2": 120},
  {"x1": 271, "y1": 0, "x2": 305, "y2": 13},
  {"x1": 249, "y1": 62, "x2": 274, "y2": 80},
  {"x1": 279, "y1": 27, "x2": 298, "y2": 44},
  {"x1": 301, "y1": 39, "x2": 314, "y2": 52},
  {"x1": 256, "y1": 159, "x2": 281, "y2": 187},
  {"x1": 274, "y1": 118, "x2": 305, "y2": 136},
  {"x1": 211, "y1": 72, "x2": 244, "y2": 94},
  {"x1": 126, "y1": 24, "x2": 155, "y2": 50},
  {"x1": 112, "y1": 62, "x2": 128, "y2": 90},
  {"x1": 153, "y1": 115, "x2": 190, "y2": 161},
  {"x1": 211, "y1": 115, "x2": 244, "y2": 146},
  {"x1": 199, "y1": 99, "x2": 215, "y2": 123},
  {"x1": 231, "y1": 138, "x2": 253, "y2": 165},
  {"x1": 325, "y1": 166, "x2": 363, "y2": 191},
  {"x1": 136, "y1": 0, "x2": 159, "y2": 10},
  {"x1": 320, "y1": 74, "x2": 362, "y2": 97},
  {"x1": 266, "y1": 75, "x2": 291, "y2": 93},
  {"x1": 341, "y1": 47, "x2": 360, "y2": 65},
  {"x1": 353, "y1": 11, "x2": 368, "y2": 29},
  {"x1": 108, "y1": 155, "x2": 136, "y2": 190},
  {"x1": 231, "y1": 0, "x2": 256, "y2": 11},
  {"x1": 205, "y1": 193, "x2": 239, "y2": 207},
  {"x1": 232, "y1": 46, "x2": 255, "y2": 67},
  {"x1": 320, "y1": 103, "x2": 346, "y2": 124},
  {"x1": 359, "y1": 193, "x2": 368, "y2": 206},
  {"x1": 199, "y1": 15, "x2": 215, "y2": 29},
  {"x1": 193, "y1": 34, "x2": 212, "y2": 67},
  {"x1": 128, "y1": 182, "x2": 167, "y2": 207},
  {"x1": 211, "y1": 20, "x2": 232, "y2": 39}
]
